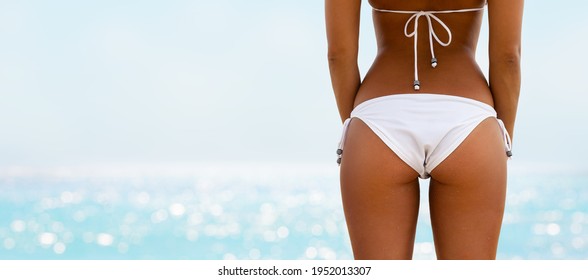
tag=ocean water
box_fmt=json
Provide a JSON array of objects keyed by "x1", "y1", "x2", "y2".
[{"x1": 0, "y1": 163, "x2": 587, "y2": 260}]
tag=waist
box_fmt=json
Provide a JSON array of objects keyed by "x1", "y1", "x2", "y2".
[
  {"x1": 355, "y1": 53, "x2": 492, "y2": 106},
  {"x1": 376, "y1": 42, "x2": 476, "y2": 58}
]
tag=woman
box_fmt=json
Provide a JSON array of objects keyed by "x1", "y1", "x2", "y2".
[{"x1": 325, "y1": 0, "x2": 523, "y2": 259}]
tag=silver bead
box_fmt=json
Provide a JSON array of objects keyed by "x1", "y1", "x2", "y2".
[
  {"x1": 413, "y1": 80, "x2": 420, "y2": 91},
  {"x1": 431, "y1": 58, "x2": 438, "y2": 68}
]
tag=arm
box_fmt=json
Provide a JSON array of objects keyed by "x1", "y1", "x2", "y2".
[
  {"x1": 325, "y1": 0, "x2": 362, "y2": 123},
  {"x1": 488, "y1": 0, "x2": 524, "y2": 141}
]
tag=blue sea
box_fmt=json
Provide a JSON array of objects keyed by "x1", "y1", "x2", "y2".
[{"x1": 1, "y1": 163, "x2": 587, "y2": 260}]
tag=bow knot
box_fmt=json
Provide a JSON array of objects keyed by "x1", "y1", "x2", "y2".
[{"x1": 371, "y1": 5, "x2": 485, "y2": 90}]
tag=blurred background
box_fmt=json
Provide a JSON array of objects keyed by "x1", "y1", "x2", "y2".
[{"x1": 0, "y1": 0, "x2": 587, "y2": 259}]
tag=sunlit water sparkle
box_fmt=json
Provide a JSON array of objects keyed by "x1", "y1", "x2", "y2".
[{"x1": 0, "y1": 164, "x2": 587, "y2": 259}]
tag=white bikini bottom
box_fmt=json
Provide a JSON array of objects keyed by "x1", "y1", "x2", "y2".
[{"x1": 337, "y1": 94, "x2": 512, "y2": 179}]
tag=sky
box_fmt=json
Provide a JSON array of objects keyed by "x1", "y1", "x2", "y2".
[{"x1": 0, "y1": 0, "x2": 587, "y2": 170}]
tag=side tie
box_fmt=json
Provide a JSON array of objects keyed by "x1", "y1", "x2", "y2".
[
  {"x1": 336, "y1": 118, "x2": 352, "y2": 165},
  {"x1": 496, "y1": 119, "x2": 514, "y2": 158}
]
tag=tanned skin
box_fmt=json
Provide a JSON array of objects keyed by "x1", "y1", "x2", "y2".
[{"x1": 326, "y1": 0, "x2": 523, "y2": 259}]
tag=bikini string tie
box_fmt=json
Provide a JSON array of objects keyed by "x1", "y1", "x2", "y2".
[
  {"x1": 372, "y1": 6, "x2": 485, "y2": 91},
  {"x1": 404, "y1": 11, "x2": 452, "y2": 91},
  {"x1": 336, "y1": 118, "x2": 352, "y2": 165},
  {"x1": 496, "y1": 119, "x2": 514, "y2": 158}
]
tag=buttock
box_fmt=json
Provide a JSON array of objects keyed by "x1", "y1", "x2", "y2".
[{"x1": 336, "y1": 93, "x2": 512, "y2": 179}]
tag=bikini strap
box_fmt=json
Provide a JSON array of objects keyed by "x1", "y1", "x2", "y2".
[
  {"x1": 496, "y1": 119, "x2": 514, "y2": 158},
  {"x1": 336, "y1": 118, "x2": 352, "y2": 165},
  {"x1": 372, "y1": 6, "x2": 485, "y2": 91}
]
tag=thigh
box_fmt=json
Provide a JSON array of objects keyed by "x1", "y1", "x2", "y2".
[
  {"x1": 428, "y1": 118, "x2": 508, "y2": 259},
  {"x1": 340, "y1": 118, "x2": 420, "y2": 259}
]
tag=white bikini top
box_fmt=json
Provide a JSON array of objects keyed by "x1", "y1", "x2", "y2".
[{"x1": 371, "y1": 3, "x2": 486, "y2": 91}]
